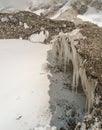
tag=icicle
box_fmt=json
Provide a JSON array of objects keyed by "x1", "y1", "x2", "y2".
[
  {"x1": 79, "y1": 63, "x2": 96, "y2": 113},
  {"x1": 70, "y1": 38, "x2": 79, "y2": 91}
]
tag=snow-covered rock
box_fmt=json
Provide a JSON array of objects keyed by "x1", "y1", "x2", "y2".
[{"x1": 29, "y1": 31, "x2": 49, "y2": 43}]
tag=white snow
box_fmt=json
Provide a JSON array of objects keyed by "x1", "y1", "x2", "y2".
[
  {"x1": 0, "y1": 39, "x2": 51, "y2": 130},
  {"x1": 29, "y1": 31, "x2": 49, "y2": 43},
  {"x1": 24, "y1": 23, "x2": 29, "y2": 29},
  {"x1": 77, "y1": 6, "x2": 102, "y2": 27}
]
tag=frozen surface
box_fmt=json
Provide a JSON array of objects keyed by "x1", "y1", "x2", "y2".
[{"x1": 77, "y1": 7, "x2": 102, "y2": 27}]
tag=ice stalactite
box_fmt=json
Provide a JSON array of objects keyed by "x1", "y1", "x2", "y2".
[
  {"x1": 52, "y1": 32, "x2": 80, "y2": 92},
  {"x1": 51, "y1": 30, "x2": 96, "y2": 113},
  {"x1": 79, "y1": 64, "x2": 96, "y2": 113},
  {"x1": 70, "y1": 38, "x2": 79, "y2": 92}
]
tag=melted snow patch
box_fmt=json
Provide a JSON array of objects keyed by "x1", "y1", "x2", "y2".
[{"x1": 77, "y1": 6, "x2": 102, "y2": 27}]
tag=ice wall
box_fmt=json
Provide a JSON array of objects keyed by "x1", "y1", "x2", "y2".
[{"x1": 51, "y1": 30, "x2": 96, "y2": 113}]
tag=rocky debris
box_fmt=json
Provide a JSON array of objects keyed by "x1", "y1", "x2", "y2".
[
  {"x1": 51, "y1": 99, "x2": 83, "y2": 130},
  {"x1": 0, "y1": 11, "x2": 75, "y2": 40},
  {"x1": 72, "y1": 1, "x2": 88, "y2": 14},
  {"x1": 91, "y1": 0, "x2": 102, "y2": 10},
  {"x1": 76, "y1": 23, "x2": 102, "y2": 84},
  {"x1": 16, "y1": 115, "x2": 22, "y2": 120}
]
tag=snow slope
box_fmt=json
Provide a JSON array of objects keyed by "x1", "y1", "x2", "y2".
[{"x1": 0, "y1": 39, "x2": 51, "y2": 130}]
